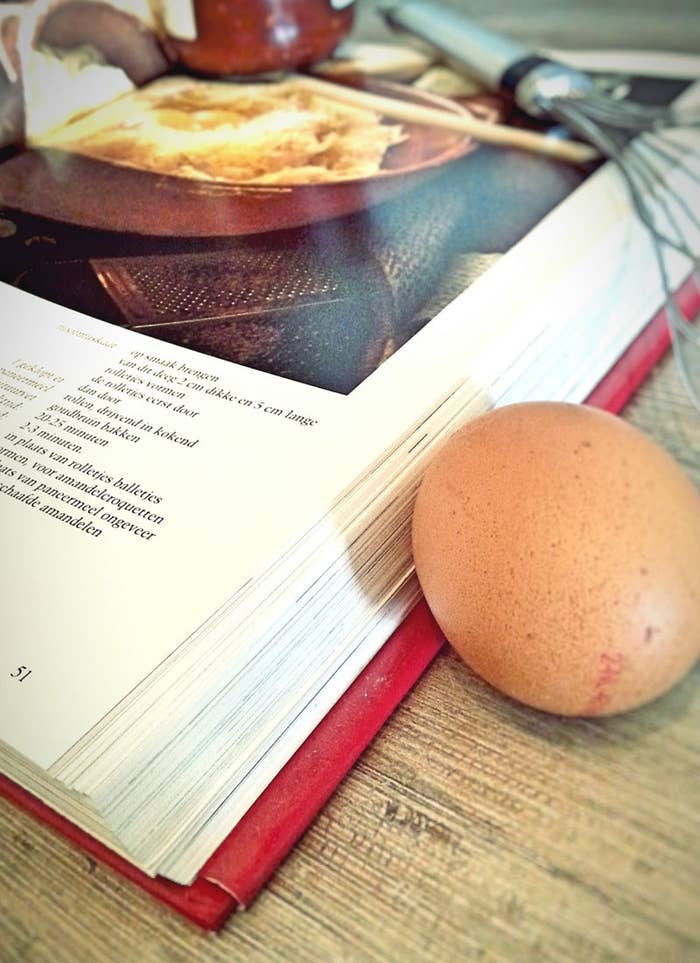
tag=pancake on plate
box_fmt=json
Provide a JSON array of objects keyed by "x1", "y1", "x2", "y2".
[{"x1": 38, "y1": 76, "x2": 406, "y2": 185}]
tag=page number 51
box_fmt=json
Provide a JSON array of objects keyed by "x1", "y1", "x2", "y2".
[{"x1": 10, "y1": 666, "x2": 32, "y2": 683}]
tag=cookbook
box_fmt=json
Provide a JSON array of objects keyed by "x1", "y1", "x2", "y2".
[{"x1": 1, "y1": 22, "x2": 698, "y2": 915}]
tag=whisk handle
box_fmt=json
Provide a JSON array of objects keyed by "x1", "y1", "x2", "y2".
[
  {"x1": 380, "y1": 0, "x2": 593, "y2": 116},
  {"x1": 380, "y1": 0, "x2": 529, "y2": 89}
]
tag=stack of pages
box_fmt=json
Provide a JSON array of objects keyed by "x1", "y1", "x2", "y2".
[{"x1": 1, "y1": 68, "x2": 699, "y2": 889}]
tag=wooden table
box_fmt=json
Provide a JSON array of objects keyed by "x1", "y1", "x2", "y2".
[{"x1": 1, "y1": 346, "x2": 699, "y2": 962}]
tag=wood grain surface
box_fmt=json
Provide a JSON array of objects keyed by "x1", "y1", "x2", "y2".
[{"x1": 2, "y1": 347, "x2": 699, "y2": 963}]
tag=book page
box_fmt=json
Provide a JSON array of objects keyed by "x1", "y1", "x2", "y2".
[
  {"x1": 0, "y1": 286, "x2": 343, "y2": 768},
  {"x1": 1, "y1": 145, "x2": 687, "y2": 770},
  {"x1": 2, "y1": 69, "x2": 695, "y2": 775}
]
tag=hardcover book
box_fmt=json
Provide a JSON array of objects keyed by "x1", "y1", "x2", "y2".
[{"x1": 0, "y1": 15, "x2": 698, "y2": 927}]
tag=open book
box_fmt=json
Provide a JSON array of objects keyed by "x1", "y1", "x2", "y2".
[{"x1": 1, "y1": 47, "x2": 698, "y2": 909}]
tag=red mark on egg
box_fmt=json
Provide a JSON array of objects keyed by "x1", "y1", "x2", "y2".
[{"x1": 583, "y1": 650, "x2": 624, "y2": 715}]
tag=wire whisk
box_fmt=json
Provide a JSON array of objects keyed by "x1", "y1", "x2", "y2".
[
  {"x1": 381, "y1": 0, "x2": 700, "y2": 410},
  {"x1": 548, "y1": 90, "x2": 700, "y2": 409}
]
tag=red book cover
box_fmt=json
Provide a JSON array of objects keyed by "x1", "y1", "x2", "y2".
[{"x1": 2, "y1": 273, "x2": 697, "y2": 929}]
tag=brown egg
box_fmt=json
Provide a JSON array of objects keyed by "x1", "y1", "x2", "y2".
[{"x1": 412, "y1": 402, "x2": 700, "y2": 716}]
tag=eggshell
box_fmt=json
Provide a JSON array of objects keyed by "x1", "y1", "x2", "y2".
[{"x1": 412, "y1": 402, "x2": 700, "y2": 716}]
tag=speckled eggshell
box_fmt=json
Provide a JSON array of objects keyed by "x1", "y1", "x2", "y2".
[{"x1": 412, "y1": 402, "x2": 700, "y2": 716}]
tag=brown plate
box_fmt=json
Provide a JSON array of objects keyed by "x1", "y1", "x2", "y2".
[{"x1": 0, "y1": 78, "x2": 485, "y2": 237}]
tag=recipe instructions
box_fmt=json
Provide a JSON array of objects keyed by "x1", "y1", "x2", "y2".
[
  {"x1": 0, "y1": 287, "x2": 337, "y2": 768},
  {"x1": 0, "y1": 324, "x2": 321, "y2": 545}
]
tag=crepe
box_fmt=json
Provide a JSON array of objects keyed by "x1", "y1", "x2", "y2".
[{"x1": 38, "y1": 76, "x2": 405, "y2": 185}]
